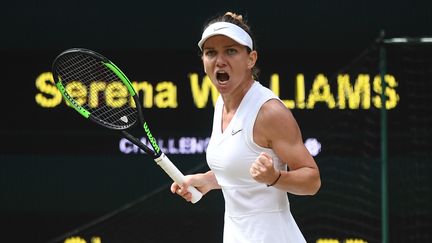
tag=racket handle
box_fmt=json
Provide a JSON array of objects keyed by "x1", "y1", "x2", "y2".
[{"x1": 154, "y1": 153, "x2": 203, "y2": 204}]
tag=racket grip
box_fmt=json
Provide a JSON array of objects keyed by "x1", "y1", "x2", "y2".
[{"x1": 154, "y1": 153, "x2": 203, "y2": 204}]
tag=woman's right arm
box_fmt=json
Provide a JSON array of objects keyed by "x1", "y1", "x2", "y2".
[{"x1": 170, "y1": 170, "x2": 220, "y2": 202}]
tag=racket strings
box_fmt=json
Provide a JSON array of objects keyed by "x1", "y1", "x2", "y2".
[{"x1": 55, "y1": 52, "x2": 138, "y2": 129}]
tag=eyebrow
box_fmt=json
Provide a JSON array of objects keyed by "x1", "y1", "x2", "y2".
[{"x1": 203, "y1": 44, "x2": 238, "y2": 50}]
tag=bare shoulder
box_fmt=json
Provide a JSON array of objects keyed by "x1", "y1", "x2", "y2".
[
  {"x1": 259, "y1": 99, "x2": 295, "y2": 121},
  {"x1": 255, "y1": 100, "x2": 318, "y2": 172},
  {"x1": 254, "y1": 99, "x2": 300, "y2": 148}
]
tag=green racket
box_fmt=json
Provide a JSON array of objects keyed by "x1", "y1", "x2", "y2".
[{"x1": 52, "y1": 48, "x2": 202, "y2": 203}]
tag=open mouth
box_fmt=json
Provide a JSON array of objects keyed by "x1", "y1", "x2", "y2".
[{"x1": 216, "y1": 71, "x2": 230, "y2": 82}]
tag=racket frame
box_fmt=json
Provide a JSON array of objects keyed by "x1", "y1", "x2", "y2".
[{"x1": 52, "y1": 48, "x2": 202, "y2": 203}]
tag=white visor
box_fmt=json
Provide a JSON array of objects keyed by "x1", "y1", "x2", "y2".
[{"x1": 198, "y1": 22, "x2": 253, "y2": 51}]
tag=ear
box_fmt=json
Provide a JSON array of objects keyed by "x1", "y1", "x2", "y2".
[
  {"x1": 247, "y1": 51, "x2": 258, "y2": 69},
  {"x1": 202, "y1": 56, "x2": 208, "y2": 74}
]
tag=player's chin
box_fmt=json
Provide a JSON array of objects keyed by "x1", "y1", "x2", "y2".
[{"x1": 215, "y1": 80, "x2": 231, "y2": 93}]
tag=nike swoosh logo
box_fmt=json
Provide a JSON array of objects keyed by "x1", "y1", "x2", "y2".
[
  {"x1": 214, "y1": 26, "x2": 228, "y2": 31},
  {"x1": 231, "y1": 129, "x2": 242, "y2": 136}
]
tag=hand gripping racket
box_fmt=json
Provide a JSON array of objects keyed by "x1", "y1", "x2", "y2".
[{"x1": 52, "y1": 48, "x2": 202, "y2": 203}]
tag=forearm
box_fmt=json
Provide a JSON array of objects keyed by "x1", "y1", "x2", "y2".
[
  {"x1": 272, "y1": 167, "x2": 321, "y2": 195},
  {"x1": 202, "y1": 170, "x2": 221, "y2": 190}
]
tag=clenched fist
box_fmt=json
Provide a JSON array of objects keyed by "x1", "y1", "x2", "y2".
[{"x1": 250, "y1": 152, "x2": 280, "y2": 186}]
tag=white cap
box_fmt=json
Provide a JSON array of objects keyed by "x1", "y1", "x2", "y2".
[{"x1": 198, "y1": 22, "x2": 253, "y2": 51}]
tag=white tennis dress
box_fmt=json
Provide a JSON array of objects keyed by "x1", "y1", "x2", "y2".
[{"x1": 206, "y1": 81, "x2": 306, "y2": 243}]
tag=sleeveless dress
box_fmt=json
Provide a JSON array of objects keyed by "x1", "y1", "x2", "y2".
[{"x1": 206, "y1": 81, "x2": 306, "y2": 243}]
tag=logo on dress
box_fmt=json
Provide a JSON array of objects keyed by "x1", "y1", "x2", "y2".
[{"x1": 231, "y1": 129, "x2": 242, "y2": 136}]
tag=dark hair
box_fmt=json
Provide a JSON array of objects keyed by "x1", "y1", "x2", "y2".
[{"x1": 201, "y1": 12, "x2": 260, "y2": 79}]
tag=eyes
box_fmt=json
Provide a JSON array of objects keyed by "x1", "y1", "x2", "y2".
[{"x1": 204, "y1": 48, "x2": 238, "y2": 58}]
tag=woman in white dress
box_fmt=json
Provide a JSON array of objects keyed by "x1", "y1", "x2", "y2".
[{"x1": 171, "y1": 12, "x2": 321, "y2": 243}]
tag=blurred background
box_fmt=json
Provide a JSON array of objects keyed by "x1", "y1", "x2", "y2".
[{"x1": 1, "y1": 1, "x2": 431, "y2": 243}]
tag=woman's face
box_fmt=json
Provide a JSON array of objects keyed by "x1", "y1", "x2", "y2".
[{"x1": 201, "y1": 35, "x2": 257, "y2": 95}]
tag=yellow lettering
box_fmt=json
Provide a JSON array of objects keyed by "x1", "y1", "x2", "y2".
[
  {"x1": 35, "y1": 71, "x2": 400, "y2": 111},
  {"x1": 296, "y1": 74, "x2": 306, "y2": 109},
  {"x1": 345, "y1": 239, "x2": 368, "y2": 243},
  {"x1": 88, "y1": 81, "x2": 106, "y2": 108},
  {"x1": 189, "y1": 73, "x2": 219, "y2": 108},
  {"x1": 91, "y1": 236, "x2": 102, "y2": 243},
  {"x1": 337, "y1": 74, "x2": 371, "y2": 109},
  {"x1": 63, "y1": 236, "x2": 102, "y2": 243},
  {"x1": 316, "y1": 239, "x2": 340, "y2": 243},
  {"x1": 133, "y1": 81, "x2": 153, "y2": 108},
  {"x1": 64, "y1": 236, "x2": 87, "y2": 243},
  {"x1": 270, "y1": 73, "x2": 295, "y2": 109},
  {"x1": 106, "y1": 81, "x2": 128, "y2": 108},
  {"x1": 316, "y1": 238, "x2": 367, "y2": 243},
  {"x1": 35, "y1": 72, "x2": 63, "y2": 108},
  {"x1": 154, "y1": 81, "x2": 178, "y2": 108},
  {"x1": 65, "y1": 81, "x2": 87, "y2": 106},
  {"x1": 307, "y1": 74, "x2": 336, "y2": 109},
  {"x1": 372, "y1": 74, "x2": 400, "y2": 109}
]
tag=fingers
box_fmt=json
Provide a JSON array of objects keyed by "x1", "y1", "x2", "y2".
[
  {"x1": 256, "y1": 152, "x2": 273, "y2": 166},
  {"x1": 171, "y1": 182, "x2": 193, "y2": 202},
  {"x1": 251, "y1": 152, "x2": 273, "y2": 172},
  {"x1": 250, "y1": 163, "x2": 268, "y2": 178},
  {"x1": 170, "y1": 182, "x2": 179, "y2": 193},
  {"x1": 250, "y1": 152, "x2": 277, "y2": 184}
]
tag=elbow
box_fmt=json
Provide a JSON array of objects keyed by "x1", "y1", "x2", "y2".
[
  {"x1": 308, "y1": 170, "x2": 321, "y2": 195},
  {"x1": 310, "y1": 177, "x2": 321, "y2": 195}
]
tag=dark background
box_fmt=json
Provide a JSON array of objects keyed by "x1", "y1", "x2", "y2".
[{"x1": 1, "y1": 1, "x2": 431, "y2": 243}]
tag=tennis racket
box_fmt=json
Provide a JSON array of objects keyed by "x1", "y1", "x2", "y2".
[{"x1": 52, "y1": 48, "x2": 202, "y2": 203}]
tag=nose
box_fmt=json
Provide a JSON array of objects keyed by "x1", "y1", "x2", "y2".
[{"x1": 215, "y1": 53, "x2": 227, "y2": 67}]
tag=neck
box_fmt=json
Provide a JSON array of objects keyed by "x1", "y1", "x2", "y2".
[{"x1": 222, "y1": 79, "x2": 254, "y2": 113}]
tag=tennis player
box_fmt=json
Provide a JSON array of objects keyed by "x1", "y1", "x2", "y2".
[{"x1": 171, "y1": 12, "x2": 321, "y2": 242}]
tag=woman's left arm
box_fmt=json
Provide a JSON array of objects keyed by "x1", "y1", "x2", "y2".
[{"x1": 250, "y1": 99, "x2": 321, "y2": 195}]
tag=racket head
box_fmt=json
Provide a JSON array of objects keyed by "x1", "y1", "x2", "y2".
[{"x1": 52, "y1": 48, "x2": 139, "y2": 130}]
